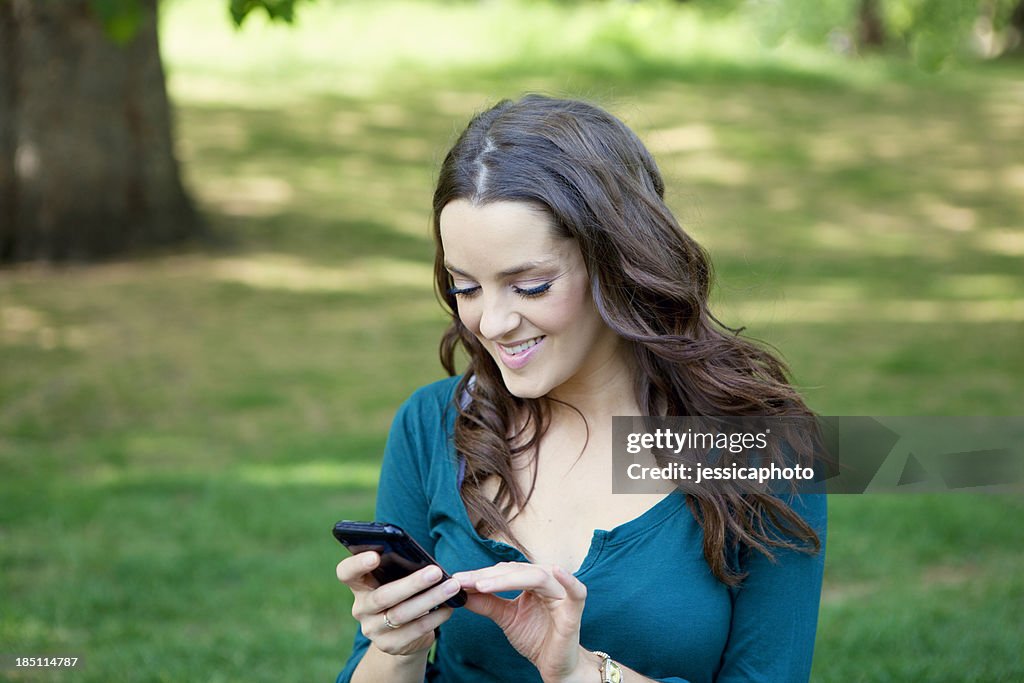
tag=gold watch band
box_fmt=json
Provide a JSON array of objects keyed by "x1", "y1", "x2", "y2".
[{"x1": 591, "y1": 650, "x2": 623, "y2": 683}]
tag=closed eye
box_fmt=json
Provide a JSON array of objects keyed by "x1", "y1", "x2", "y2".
[
  {"x1": 447, "y1": 285, "x2": 480, "y2": 298},
  {"x1": 447, "y1": 282, "x2": 553, "y2": 299},
  {"x1": 513, "y1": 282, "x2": 552, "y2": 298}
]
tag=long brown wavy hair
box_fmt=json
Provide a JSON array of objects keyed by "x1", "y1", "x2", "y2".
[{"x1": 431, "y1": 94, "x2": 820, "y2": 586}]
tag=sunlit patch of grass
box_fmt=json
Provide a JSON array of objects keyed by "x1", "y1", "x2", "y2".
[
  {"x1": 161, "y1": 0, "x2": 886, "y2": 99},
  {"x1": 211, "y1": 254, "x2": 434, "y2": 294}
]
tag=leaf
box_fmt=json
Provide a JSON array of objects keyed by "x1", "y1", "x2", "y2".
[
  {"x1": 230, "y1": 0, "x2": 305, "y2": 28},
  {"x1": 90, "y1": 0, "x2": 145, "y2": 45}
]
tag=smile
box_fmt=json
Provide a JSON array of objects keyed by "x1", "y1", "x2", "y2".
[
  {"x1": 499, "y1": 336, "x2": 545, "y2": 355},
  {"x1": 495, "y1": 336, "x2": 546, "y2": 370}
]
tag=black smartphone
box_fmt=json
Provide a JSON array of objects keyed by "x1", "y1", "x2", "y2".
[{"x1": 332, "y1": 520, "x2": 467, "y2": 608}]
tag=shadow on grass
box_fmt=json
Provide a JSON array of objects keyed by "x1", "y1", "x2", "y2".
[{"x1": 171, "y1": 63, "x2": 1023, "y2": 284}]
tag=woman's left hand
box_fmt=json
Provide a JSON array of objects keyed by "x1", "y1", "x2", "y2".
[{"x1": 452, "y1": 563, "x2": 588, "y2": 683}]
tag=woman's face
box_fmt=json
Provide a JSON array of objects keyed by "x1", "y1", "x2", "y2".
[{"x1": 439, "y1": 199, "x2": 625, "y2": 400}]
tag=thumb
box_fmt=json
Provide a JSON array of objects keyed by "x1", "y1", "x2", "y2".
[{"x1": 465, "y1": 592, "x2": 513, "y2": 627}]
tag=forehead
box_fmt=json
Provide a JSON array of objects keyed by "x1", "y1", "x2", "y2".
[{"x1": 440, "y1": 200, "x2": 576, "y2": 272}]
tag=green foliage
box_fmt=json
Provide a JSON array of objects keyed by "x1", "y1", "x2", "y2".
[
  {"x1": 229, "y1": 0, "x2": 308, "y2": 26},
  {"x1": 991, "y1": 0, "x2": 1024, "y2": 31},
  {"x1": 90, "y1": 0, "x2": 144, "y2": 45},
  {"x1": 88, "y1": 0, "x2": 309, "y2": 43},
  {"x1": 752, "y1": 0, "x2": 857, "y2": 48},
  {"x1": 744, "y1": 0, "x2": 1022, "y2": 68},
  {"x1": 888, "y1": 0, "x2": 986, "y2": 69}
]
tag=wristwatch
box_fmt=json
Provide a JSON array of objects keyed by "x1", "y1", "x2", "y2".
[{"x1": 592, "y1": 651, "x2": 623, "y2": 683}]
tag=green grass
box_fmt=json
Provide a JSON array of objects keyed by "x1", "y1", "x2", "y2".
[{"x1": 2, "y1": 0, "x2": 1023, "y2": 680}]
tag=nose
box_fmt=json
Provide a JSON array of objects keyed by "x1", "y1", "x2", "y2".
[{"x1": 476, "y1": 292, "x2": 521, "y2": 342}]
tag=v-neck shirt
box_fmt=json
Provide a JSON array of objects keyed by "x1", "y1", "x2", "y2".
[{"x1": 336, "y1": 376, "x2": 826, "y2": 683}]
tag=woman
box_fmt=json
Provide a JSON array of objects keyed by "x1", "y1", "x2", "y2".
[{"x1": 335, "y1": 95, "x2": 826, "y2": 683}]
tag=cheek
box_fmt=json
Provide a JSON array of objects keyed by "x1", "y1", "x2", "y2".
[
  {"x1": 544, "y1": 286, "x2": 593, "y2": 330},
  {"x1": 455, "y1": 302, "x2": 483, "y2": 335}
]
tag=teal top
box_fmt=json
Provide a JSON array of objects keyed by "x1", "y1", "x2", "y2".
[{"x1": 336, "y1": 376, "x2": 827, "y2": 683}]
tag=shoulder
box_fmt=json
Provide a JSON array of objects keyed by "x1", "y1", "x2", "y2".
[
  {"x1": 380, "y1": 376, "x2": 463, "y2": 477},
  {"x1": 401, "y1": 375, "x2": 462, "y2": 413},
  {"x1": 769, "y1": 492, "x2": 827, "y2": 553},
  {"x1": 391, "y1": 375, "x2": 463, "y2": 435}
]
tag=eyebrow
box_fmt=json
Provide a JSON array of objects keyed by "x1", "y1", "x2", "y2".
[{"x1": 444, "y1": 259, "x2": 555, "y2": 279}]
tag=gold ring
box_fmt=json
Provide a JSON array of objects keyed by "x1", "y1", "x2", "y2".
[{"x1": 383, "y1": 613, "x2": 400, "y2": 630}]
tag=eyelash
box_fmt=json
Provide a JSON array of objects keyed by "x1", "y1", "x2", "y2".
[{"x1": 448, "y1": 282, "x2": 553, "y2": 299}]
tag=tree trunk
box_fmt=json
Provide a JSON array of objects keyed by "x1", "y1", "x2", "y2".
[
  {"x1": 857, "y1": 0, "x2": 886, "y2": 49},
  {"x1": 0, "y1": 0, "x2": 202, "y2": 263},
  {"x1": 1011, "y1": 0, "x2": 1024, "y2": 50}
]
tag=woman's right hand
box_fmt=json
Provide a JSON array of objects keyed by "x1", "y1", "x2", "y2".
[{"x1": 336, "y1": 551, "x2": 458, "y2": 656}]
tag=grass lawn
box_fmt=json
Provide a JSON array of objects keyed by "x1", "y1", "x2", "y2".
[{"x1": 1, "y1": 1, "x2": 1022, "y2": 680}]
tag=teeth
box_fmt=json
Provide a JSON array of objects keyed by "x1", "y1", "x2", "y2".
[{"x1": 502, "y1": 337, "x2": 543, "y2": 355}]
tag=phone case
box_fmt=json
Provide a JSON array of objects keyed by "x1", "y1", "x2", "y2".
[{"x1": 333, "y1": 521, "x2": 467, "y2": 608}]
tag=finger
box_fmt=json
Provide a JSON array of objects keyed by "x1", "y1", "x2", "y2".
[
  {"x1": 464, "y1": 591, "x2": 514, "y2": 625},
  {"x1": 552, "y1": 565, "x2": 587, "y2": 602},
  {"x1": 549, "y1": 566, "x2": 587, "y2": 633},
  {"x1": 452, "y1": 571, "x2": 480, "y2": 590},
  {"x1": 469, "y1": 565, "x2": 567, "y2": 599},
  {"x1": 453, "y1": 562, "x2": 537, "y2": 590},
  {"x1": 455, "y1": 562, "x2": 551, "y2": 588},
  {"x1": 336, "y1": 552, "x2": 381, "y2": 590},
  {"x1": 387, "y1": 577, "x2": 464, "y2": 626},
  {"x1": 373, "y1": 606, "x2": 453, "y2": 654},
  {"x1": 365, "y1": 564, "x2": 444, "y2": 614}
]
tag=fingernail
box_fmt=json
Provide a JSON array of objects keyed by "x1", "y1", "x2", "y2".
[
  {"x1": 443, "y1": 578, "x2": 460, "y2": 595},
  {"x1": 423, "y1": 566, "x2": 442, "y2": 582},
  {"x1": 362, "y1": 554, "x2": 376, "y2": 568}
]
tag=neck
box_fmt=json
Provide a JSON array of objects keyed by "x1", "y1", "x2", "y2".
[{"x1": 547, "y1": 340, "x2": 639, "y2": 422}]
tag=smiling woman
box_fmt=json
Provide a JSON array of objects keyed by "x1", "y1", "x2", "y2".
[
  {"x1": 334, "y1": 95, "x2": 826, "y2": 683},
  {"x1": 440, "y1": 200, "x2": 623, "y2": 400}
]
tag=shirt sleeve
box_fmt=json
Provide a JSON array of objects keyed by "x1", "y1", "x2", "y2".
[
  {"x1": 335, "y1": 388, "x2": 440, "y2": 683},
  {"x1": 715, "y1": 493, "x2": 828, "y2": 682}
]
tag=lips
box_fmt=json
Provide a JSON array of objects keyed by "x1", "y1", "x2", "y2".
[{"x1": 495, "y1": 336, "x2": 545, "y2": 370}]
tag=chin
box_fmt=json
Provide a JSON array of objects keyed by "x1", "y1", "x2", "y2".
[{"x1": 499, "y1": 372, "x2": 550, "y2": 400}]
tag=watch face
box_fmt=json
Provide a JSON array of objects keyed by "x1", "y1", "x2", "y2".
[{"x1": 599, "y1": 658, "x2": 622, "y2": 683}]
